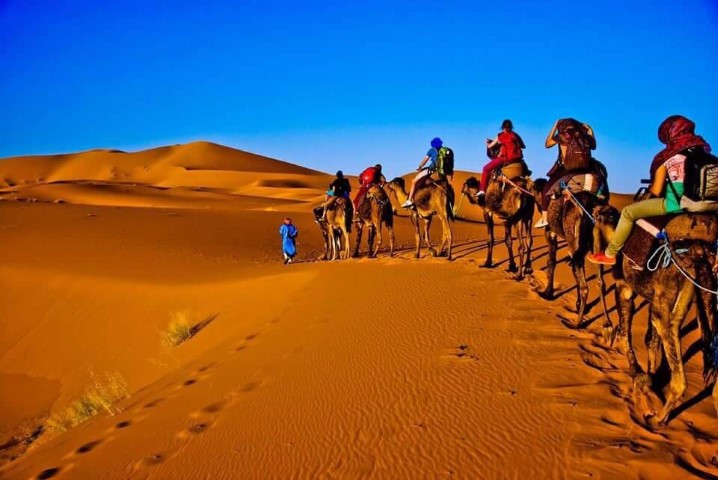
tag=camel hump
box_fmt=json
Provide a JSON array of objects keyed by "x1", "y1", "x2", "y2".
[{"x1": 665, "y1": 213, "x2": 718, "y2": 243}]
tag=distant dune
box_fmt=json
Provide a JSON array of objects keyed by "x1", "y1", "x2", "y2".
[{"x1": 0, "y1": 143, "x2": 714, "y2": 479}]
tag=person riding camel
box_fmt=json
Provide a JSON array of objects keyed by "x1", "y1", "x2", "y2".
[
  {"x1": 321, "y1": 170, "x2": 352, "y2": 220},
  {"x1": 402, "y1": 137, "x2": 442, "y2": 208},
  {"x1": 476, "y1": 119, "x2": 526, "y2": 205},
  {"x1": 587, "y1": 115, "x2": 712, "y2": 266},
  {"x1": 535, "y1": 118, "x2": 597, "y2": 228},
  {"x1": 354, "y1": 164, "x2": 385, "y2": 212}
]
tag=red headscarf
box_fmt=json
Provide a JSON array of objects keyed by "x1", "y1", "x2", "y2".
[{"x1": 650, "y1": 115, "x2": 710, "y2": 177}]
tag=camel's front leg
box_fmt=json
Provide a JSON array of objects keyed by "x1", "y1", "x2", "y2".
[
  {"x1": 539, "y1": 230, "x2": 558, "y2": 299},
  {"x1": 569, "y1": 252, "x2": 589, "y2": 328},
  {"x1": 652, "y1": 280, "x2": 694, "y2": 425},
  {"x1": 437, "y1": 215, "x2": 452, "y2": 260},
  {"x1": 412, "y1": 213, "x2": 421, "y2": 259},
  {"x1": 483, "y1": 211, "x2": 495, "y2": 268},
  {"x1": 372, "y1": 225, "x2": 383, "y2": 258},
  {"x1": 387, "y1": 225, "x2": 395, "y2": 257},
  {"x1": 353, "y1": 222, "x2": 363, "y2": 258},
  {"x1": 505, "y1": 222, "x2": 518, "y2": 273},
  {"x1": 342, "y1": 228, "x2": 351, "y2": 260},
  {"x1": 523, "y1": 217, "x2": 534, "y2": 275},
  {"x1": 423, "y1": 216, "x2": 436, "y2": 257}
]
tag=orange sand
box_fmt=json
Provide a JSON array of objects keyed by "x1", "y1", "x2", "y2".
[{"x1": 1, "y1": 142, "x2": 716, "y2": 479}]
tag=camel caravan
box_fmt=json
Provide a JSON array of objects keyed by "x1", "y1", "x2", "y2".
[{"x1": 308, "y1": 115, "x2": 718, "y2": 426}]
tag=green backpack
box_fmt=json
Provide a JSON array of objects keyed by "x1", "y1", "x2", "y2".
[{"x1": 437, "y1": 147, "x2": 455, "y2": 177}]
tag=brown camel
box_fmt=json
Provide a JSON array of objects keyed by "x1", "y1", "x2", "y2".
[
  {"x1": 461, "y1": 171, "x2": 535, "y2": 279},
  {"x1": 532, "y1": 179, "x2": 599, "y2": 327},
  {"x1": 387, "y1": 177, "x2": 454, "y2": 260},
  {"x1": 353, "y1": 184, "x2": 395, "y2": 258},
  {"x1": 594, "y1": 206, "x2": 718, "y2": 425},
  {"x1": 312, "y1": 196, "x2": 352, "y2": 260}
]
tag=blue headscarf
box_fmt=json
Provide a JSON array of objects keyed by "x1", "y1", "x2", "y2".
[{"x1": 431, "y1": 137, "x2": 443, "y2": 149}]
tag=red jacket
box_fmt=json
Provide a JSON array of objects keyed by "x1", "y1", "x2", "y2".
[{"x1": 498, "y1": 131, "x2": 524, "y2": 161}]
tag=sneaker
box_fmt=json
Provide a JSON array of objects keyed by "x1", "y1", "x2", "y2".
[
  {"x1": 401, "y1": 200, "x2": 414, "y2": 208},
  {"x1": 283, "y1": 257, "x2": 290, "y2": 265},
  {"x1": 587, "y1": 252, "x2": 616, "y2": 266},
  {"x1": 533, "y1": 218, "x2": 548, "y2": 229}
]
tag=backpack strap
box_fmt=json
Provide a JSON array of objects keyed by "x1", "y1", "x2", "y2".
[{"x1": 665, "y1": 176, "x2": 684, "y2": 210}]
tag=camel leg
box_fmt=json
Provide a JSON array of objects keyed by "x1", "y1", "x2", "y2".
[
  {"x1": 505, "y1": 222, "x2": 518, "y2": 274},
  {"x1": 373, "y1": 224, "x2": 383, "y2": 258},
  {"x1": 566, "y1": 253, "x2": 588, "y2": 328},
  {"x1": 412, "y1": 213, "x2": 421, "y2": 259},
  {"x1": 515, "y1": 221, "x2": 526, "y2": 281},
  {"x1": 483, "y1": 211, "x2": 495, "y2": 268},
  {"x1": 353, "y1": 223, "x2": 363, "y2": 258},
  {"x1": 694, "y1": 262, "x2": 718, "y2": 382},
  {"x1": 645, "y1": 314, "x2": 663, "y2": 376},
  {"x1": 523, "y1": 217, "x2": 534, "y2": 275},
  {"x1": 424, "y1": 217, "x2": 436, "y2": 257},
  {"x1": 539, "y1": 230, "x2": 558, "y2": 299},
  {"x1": 320, "y1": 229, "x2": 329, "y2": 261},
  {"x1": 367, "y1": 225, "x2": 376, "y2": 258},
  {"x1": 387, "y1": 226, "x2": 395, "y2": 257},
  {"x1": 342, "y1": 228, "x2": 351, "y2": 260},
  {"x1": 439, "y1": 214, "x2": 452, "y2": 261},
  {"x1": 652, "y1": 280, "x2": 694, "y2": 425}
]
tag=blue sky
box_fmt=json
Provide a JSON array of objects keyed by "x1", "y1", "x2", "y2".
[{"x1": 1, "y1": 0, "x2": 716, "y2": 192}]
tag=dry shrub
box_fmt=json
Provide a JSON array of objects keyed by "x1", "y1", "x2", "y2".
[
  {"x1": 161, "y1": 311, "x2": 194, "y2": 347},
  {"x1": 45, "y1": 372, "x2": 129, "y2": 434}
]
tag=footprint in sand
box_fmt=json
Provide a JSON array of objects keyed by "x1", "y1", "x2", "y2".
[
  {"x1": 115, "y1": 420, "x2": 132, "y2": 429},
  {"x1": 441, "y1": 344, "x2": 480, "y2": 364},
  {"x1": 36, "y1": 467, "x2": 61, "y2": 479},
  {"x1": 75, "y1": 439, "x2": 103, "y2": 455}
]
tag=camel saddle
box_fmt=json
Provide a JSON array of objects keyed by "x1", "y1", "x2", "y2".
[
  {"x1": 623, "y1": 213, "x2": 718, "y2": 269},
  {"x1": 491, "y1": 161, "x2": 530, "y2": 184}
]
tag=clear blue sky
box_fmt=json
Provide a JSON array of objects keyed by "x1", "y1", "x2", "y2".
[{"x1": 1, "y1": 0, "x2": 716, "y2": 192}]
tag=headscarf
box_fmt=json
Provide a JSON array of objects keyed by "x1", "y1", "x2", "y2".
[{"x1": 650, "y1": 115, "x2": 710, "y2": 177}]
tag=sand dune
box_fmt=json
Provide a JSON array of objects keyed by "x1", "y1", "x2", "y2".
[{"x1": 1, "y1": 143, "x2": 716, "y2": 479}]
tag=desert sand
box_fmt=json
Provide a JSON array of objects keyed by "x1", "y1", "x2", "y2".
[{"x1": 1, "y1": 142, "x2": 717, "y2": 479}]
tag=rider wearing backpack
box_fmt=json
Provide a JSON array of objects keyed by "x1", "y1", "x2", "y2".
[
  {"x1": 402, "y1": 137, "x2": 442, "y2": 208},
  {"x1": 476, "y1": 119, "x2": 526, "y2": 204},
  {"x1": 535, "y1": 118, "x2": 596, "y2": 228},
  {"x1": 587, "y1": 115, "x2": 712, "y2": 266}
]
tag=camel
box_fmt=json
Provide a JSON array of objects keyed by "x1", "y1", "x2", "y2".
[
  {"x1": 461, "y1": 170, "x2": 535, "y2": 280},
  {"x1": 532, "y1": 179, "x2": 599, "y2": 327},
  {"x1": 311, "y1": 196, "x2": 352, "y2": 260},
  {"x1": 386, "y1": 177, "x2": 454, "y2": 260},
  {"x1": 594, "y1": 206, "x2": 718, "y2": 425},
  {"x1": 353, "y1": 184, "x2": 395, "y2": 258}
]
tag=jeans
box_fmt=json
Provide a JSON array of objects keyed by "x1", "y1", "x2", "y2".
[{"x1": 606, "y1": 198, "x2": 666, "y2": 257}]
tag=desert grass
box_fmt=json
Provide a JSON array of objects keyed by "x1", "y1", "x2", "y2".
[
  {"x1": 161, "y1": 311, "x2": 194, "y2": 347},
  {"x1": 45, "y1": 372, "x2": 129, "y2": 434}
]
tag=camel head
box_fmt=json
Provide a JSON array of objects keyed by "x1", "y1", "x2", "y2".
[
  {"x1": 462, "y1": 176, "x2": 480, "y2": 205},
  {"x1": 387, "y1": 177, "x2": 406, "y2": 192},
  {"x1": 592, "y1": 204, "x2": 620, "y2": 245},
  {"x1": 531, "y1": 178, "x2": 548, "y2": 212}
]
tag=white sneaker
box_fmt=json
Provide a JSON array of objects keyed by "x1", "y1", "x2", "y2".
[
  {"x1": 401, "y1": 200, "x2": 414, "y2": 208},
  {"x1": 534, "y1": 218, "x2": 548, "y2": 229}
]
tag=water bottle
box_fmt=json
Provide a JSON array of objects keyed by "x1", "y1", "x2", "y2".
[{"x1": 636, "y1": 219, "x2": 666, "y2": 241}]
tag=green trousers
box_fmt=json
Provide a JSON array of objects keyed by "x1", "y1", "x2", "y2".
[{"x1": 606, "y1": 198, "x2": 666, "y2": 257}]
